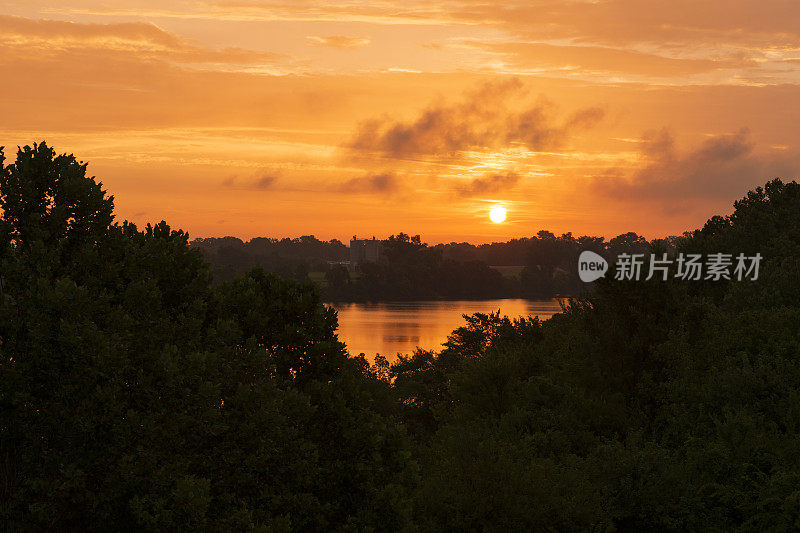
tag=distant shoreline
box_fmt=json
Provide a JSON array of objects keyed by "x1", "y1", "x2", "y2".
[{"x1": 324, "y1": 295, "x2": 571, "y2": 305}]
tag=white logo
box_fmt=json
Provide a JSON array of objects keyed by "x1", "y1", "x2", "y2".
[
  {"x1": 580, "y1": 251, "x2": 762, "y2": 282},
  {"x1": 578, "y1": 251, "x2": 608, "y2": 282}
]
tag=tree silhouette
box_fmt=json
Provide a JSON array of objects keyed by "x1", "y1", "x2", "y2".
[
  {"x1": 0, "y1": 142, "x2": 113, "y2": 248},
  {"x1": 0, "y1": 143, "x2": 414, "y2": 529}
]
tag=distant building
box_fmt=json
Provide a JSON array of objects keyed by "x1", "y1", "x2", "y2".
[{"x1": 349, "y1": 236, "x2": 384, "y2": 270}]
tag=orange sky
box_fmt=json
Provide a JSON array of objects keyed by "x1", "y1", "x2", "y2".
[{"x1": 2, "y1": 1, "x2": 799, "y2": 243}]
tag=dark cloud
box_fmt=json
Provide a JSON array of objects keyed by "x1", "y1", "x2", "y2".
[
  {"x1": 595, "y1": 128, "x2": 800, "y2": 207},
  {"x1": 456, "y1": 171, "x2": 521, "y2": 197},
  {"x1": 222, "y1": 172, "x2": 278, "y2": 190},
  {"x1": 565, "y1": 107, "x2": 607, "y2": 130},
  {"x1": 253, "y1": 174, "x2": 278, "y2": 189},
  {"x1": 346, "y1": 80, "x2": 604, "y2": 159},
  {"x1": 337, "y1": 172, "x2": 402, "y2": 194}
]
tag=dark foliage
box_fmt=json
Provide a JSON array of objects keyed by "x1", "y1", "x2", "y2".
[
  {"x1": 194, "y1": 230, "x2": 683, "y2": 301},
  {"x1": 4, "y1": 142, "x2": 800, "y2": 530},
  {"x1": 385, "y1": 178, "x2": 800, "y2": 531},
  {"x1": 0, "y1": 143, "x2": 414, "y2": 531}
]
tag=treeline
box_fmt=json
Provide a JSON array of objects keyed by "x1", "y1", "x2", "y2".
[
  {"x1": 190, "y1": 235, "x2": 348, "y2": 281},
  {"x1": 325, "y1": 233, "x2": 515, "y2": 300},
  {"x1": 6, "y1": 142, "x2": 800, "y2": 530},
  {"x1": 194, "y1": 230, "x2": 688, "y2": 301}
]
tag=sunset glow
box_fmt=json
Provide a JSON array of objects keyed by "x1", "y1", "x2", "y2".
[
  {"x1": 8, "y1": 3, "x2": 800, "y2": 527},
  {"x1": 2, "y1": 1, "x2": 799, "y2": 242}
]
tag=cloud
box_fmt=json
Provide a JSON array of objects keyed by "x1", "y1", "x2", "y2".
[
  {"x1": 253, "y1": 174, "x2": 278, "y2": 189},
  {"x1": 223, "y1": 172, "x2": 279, "y2": 189},
  {"x1": 189, "y1": 1, "x2": 458, "y2": 25},
  {"x1": 136, "y1": 1, "x2": 800, "y2": 46},
  {"x1": 0, "y1": 14, "x2": 182, "y2": 48},
  {"x1": 41, "y1": 1, "x2": 800, "y2": 85},
  {"x1": 126, "y1": 1, "x2": 800, "y2": 52},
  {"x1": 27, "y1": 3, "x2": 800, "y2": 85},
  {"x1": 471, "y1": 41, "x2": 757, "y2": 78},
  {"x1": 307, "y1": 35, "x2": 371, "y2": 49},
  {"x1": 455, "y1": 171, "x2": 521, "y2": 197},
  {"x1": 594, "y1": 128, "x2": 800, "y2": 207},
  {"x1": 448, "y1": 0, "x2": 800, "y2": 49},
  {"x1": 346, "y1": 79, "x2": 604, "y2": 159},
  {"x1": 337, "y1": 172, "x2": 402, "y2": 194},
  {"x1": 0, "y1": 14, "x2": 282, "y2": 67}
]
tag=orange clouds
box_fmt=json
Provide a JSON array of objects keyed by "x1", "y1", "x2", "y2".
[
  {"x1": 0, "y1": 14, "x2": 182, "y2": 48},
  {"x1": 594, "y1": 128, "x2": 800, "y2": 211},
  {"x1": 447, "y1": 0, "x2": 800, "y2": 46},
  {"x1": 0, "y1": 14, "x2": 282, "y2": 66},
  {"x1": 2, "y1": 2, "x2": 800, "y2": 242},
  {"x1": 46, "y1": 0, "x2": 800, "y2": 48},
  {"x1": 470, "y1": 41, "x2": 757, "y2": 78},
  {"x1": 307, "y1": 35, "x2": 370, "y2": 49},
  {"x1": 10, "y1": 1, "x2": 800, "y2": 84}
]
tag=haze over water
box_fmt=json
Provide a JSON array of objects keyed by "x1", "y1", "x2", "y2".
[{"x1": 330, "y1": 299, "x2": 563, "y2": 360}]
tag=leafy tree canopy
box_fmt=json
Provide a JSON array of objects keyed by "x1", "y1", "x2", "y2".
[{"x1": 0, "y1": 143, "x2": 414, "y2": 530}]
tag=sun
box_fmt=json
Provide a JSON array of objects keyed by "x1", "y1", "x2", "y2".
[{"x1": 489, "y1": 205, "x2": 507, "y2": 224}]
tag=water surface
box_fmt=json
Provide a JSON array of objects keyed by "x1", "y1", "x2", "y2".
[{"x1": 329, "y1": 299, "x2": 563, "y2": 360}]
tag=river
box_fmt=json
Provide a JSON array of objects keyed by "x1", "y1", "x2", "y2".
[{"x1": 328, "y1": 299, "x2": 563, "y2": 360}]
